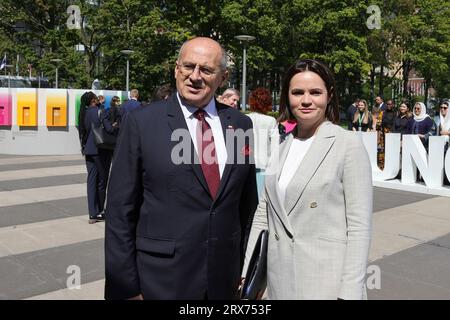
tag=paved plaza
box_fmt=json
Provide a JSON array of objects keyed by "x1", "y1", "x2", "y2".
[{"x1": 0, "y1": 153, "x2": 450, "y2": 299}]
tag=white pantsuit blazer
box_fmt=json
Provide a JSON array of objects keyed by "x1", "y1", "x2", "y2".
[{"x1": 244, "y1": 121, "x2": 373, "y2": 300}]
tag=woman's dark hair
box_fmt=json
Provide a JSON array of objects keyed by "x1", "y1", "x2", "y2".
[
  {"x1": 110, "y1": 95, "x2": 120, "y2": 107},
  {"x1": 249, "y1": 87, "x2": 272, "y2": 114},
  {"x1": 278, "y1": 59, "x2": 339, "y2": 124}
]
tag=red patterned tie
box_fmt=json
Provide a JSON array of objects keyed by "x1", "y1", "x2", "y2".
[{"x1": 193, "y1": 109, "x2": 220, "y2": 199}]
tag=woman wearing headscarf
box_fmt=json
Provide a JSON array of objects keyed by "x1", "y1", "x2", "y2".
[
  {"x1": 435, "y1": 101, "x2": 450, "y2": 143},
  {"x1": 411, "y1": 102, "x2": 436, "y2": 149}
]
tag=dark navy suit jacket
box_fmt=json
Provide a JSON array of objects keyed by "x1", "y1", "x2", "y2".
[
  {"x1": 84, "y1": 106, "x2": 101, "y2": 155},
  {"x1": 105, "y1": 94, "x2": 258, "y2": 300},
  {"x1": 120, "y1": 98, "x2": 141, "y2": 121}
]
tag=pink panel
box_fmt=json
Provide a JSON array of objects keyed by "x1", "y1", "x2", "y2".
[{"x1": 0, "y1": 91, "x2": 12, "y2": 125}]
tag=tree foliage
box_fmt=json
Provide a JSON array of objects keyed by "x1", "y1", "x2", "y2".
[{"x1": 0, "y1": 0, "x2": 448, "y2": 104}]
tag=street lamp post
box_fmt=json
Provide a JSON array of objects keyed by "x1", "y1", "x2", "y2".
[
  {"x1": 234, "y1": 35, "x2": 255, "y2": 110},
  {"x1": 120, "y1": 50, "x2": 134, "y2": 93},
  {"x1": 50, "y1": 59, "x2": 62, "y2": 88}
]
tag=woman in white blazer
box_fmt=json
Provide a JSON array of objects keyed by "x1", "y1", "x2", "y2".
[
  {"x1": 244, "y1": 59, "x2": 373, "y2": 300},
  {"x1": 247, "y1": 88, "x2": 279, "y2": 197}
]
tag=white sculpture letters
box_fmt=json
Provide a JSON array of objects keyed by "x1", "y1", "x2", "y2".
[{"x1": 360, "y1": 132, "x2": 450, "y2": 196}]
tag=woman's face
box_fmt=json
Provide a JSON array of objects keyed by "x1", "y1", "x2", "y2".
[
  {"x1": 440, "y1": 104, "x2": 448, "y2": 117},
  {"x1": 288, "y1": 71, "x2": 329, "y2": 125},
  {"x1": 399, "y1": 103, "x2": 408, "y2": 114},
  {"x1": 414, "y1": 104, "x2": 421, "y2": 116},
  {"x1": 357, "y1": 101, "x2": 366, "y2": 111},
  {"x1": 89, "y1": 97, "x2": 99, "y2": 107}
]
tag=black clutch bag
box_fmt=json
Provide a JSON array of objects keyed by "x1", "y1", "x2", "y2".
[{"x1": 241, "y1": 230, "x2": 269, "y2": 300}]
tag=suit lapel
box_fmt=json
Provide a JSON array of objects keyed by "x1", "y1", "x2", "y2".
[
  {"x1": 213, "y1": 101, "x2": 235, "y2": 202},
  {"x1": 265, "y1": 133, "x2": 294, "y2": 237},
  {"x1": 166, "y1": 95, "x2": 210, "y2": 196},
  {"x1": 284, "y1": 121, "x2": 336, "y2": 215}
]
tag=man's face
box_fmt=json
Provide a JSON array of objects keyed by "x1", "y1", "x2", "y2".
[
  {"x1": 175, "y1": 39, "x2": 228, "y2": 108},
  {"x1": 222, "y1": 94, "x2": 240, "y2": 109},
  {"x1": 375, "y1": 97, "x2": 382, "y2": 105},
  {"x1": 386, "y1": 100, "x2": 394, "y2": 110}
]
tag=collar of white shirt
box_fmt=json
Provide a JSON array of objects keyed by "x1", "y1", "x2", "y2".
[{"x1": 177, "y1": 92, "x2": 218, "y2": 121}]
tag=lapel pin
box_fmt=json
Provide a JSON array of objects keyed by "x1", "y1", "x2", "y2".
[{"x1": 241, "y1": 145, "x2": 253, "y2": 156}]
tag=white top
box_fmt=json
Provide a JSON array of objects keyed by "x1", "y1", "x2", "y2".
[
  {"x1": 177, "y1": 93, "x2": 227, "y2": 177},
  {"x1": 278, "y1": 136, "x2": 315, "y2": 203},
  {"x1": 247, "y1": 112, "x2": 279, "y2": 170}
]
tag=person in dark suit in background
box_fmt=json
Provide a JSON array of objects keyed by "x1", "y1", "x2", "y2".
[
  {"x1": 105, "y1": 37, "x2": 258, "y2": 300},
  {"x1": 83, "y1": 93, "x2": 112, "y2": 224},
  {"x1": 97, "y1": 95, "x2": 106, "y2": 110},
  {"x1": 104, "y1": 96, "x2": 121, "y2": 130},
  {"x1": 120, "y1": 88, "x2": 141, "y2": 122},
  {"x1": 375, "y1": 96, "x2": 386, "y2": 111},
  {"x1": 381, "y1": 99, "x2": 396, "y2": 133},
  {"x1": 346, "y1": 99, "x2": 358, "y2": 130}
]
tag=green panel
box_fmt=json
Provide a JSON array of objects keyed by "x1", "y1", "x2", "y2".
[{"x1": 75, "y1": 92, "x2": 85, "y2": 126}]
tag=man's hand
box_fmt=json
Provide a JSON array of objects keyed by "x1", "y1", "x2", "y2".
[
  {"x1": 127, "y1": 294, "x2": 144, "y2": 300},
  {"x1": 440, "y1": 130, "x2": 449, "y2": 136}
]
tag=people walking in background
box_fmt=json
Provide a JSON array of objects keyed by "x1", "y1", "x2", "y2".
[
  {"x1": 97, "y1": 95, "x2": 106, "y2": 110},
  {"x1": 82, "y1": 92, "x2": 112, "y2": 224},
  {"x1": 218, "y1": 88, "x2": 240, "y2": 109},
  {"x1": 247, "y1": 87, "x2": 279, "y2": 197},
  {"x1": 244, "y1": 58, "x2": 372, "y2": 300},
  {"x1": 99, "y1": 96, "x2": 121, "y2": 159},
  {"x1": 106, "y1": 96, "x2": 121, "y2": 129},
  {"x1": 120, "y1": 89, "x2": 141, "y2": 122}
]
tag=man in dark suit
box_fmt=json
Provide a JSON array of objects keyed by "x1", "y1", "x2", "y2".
[
  {"x1": 105, "y1": 37, "x2": 258, "y2": 300},
  {"x1": 120, "y1": 88, "x2": 141, "y2": 121},
  {"x1": 376, "y1": 96, "x2": 386, "y2": 111}
]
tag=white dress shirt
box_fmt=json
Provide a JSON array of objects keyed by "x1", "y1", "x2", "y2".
[
  {"x1": 278, "y1": 136, "x2": 315, "y2": 203},
  {"x1": 177, "y1": 93, "x2": 227, "y2": 177}
]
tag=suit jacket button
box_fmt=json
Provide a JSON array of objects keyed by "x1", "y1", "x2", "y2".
[
  {"x1": 275, "y1": 233, "x2": 279, "y2": 241},
  {"x1": 310, "y1": 201, "x2": 318, "y2": 208}
]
